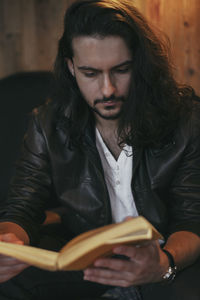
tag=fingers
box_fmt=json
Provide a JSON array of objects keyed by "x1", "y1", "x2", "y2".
[
  {"x1": 94, "y1": 256, "x2": 131, "y2": 271},
  {"x1": 123, "y1": 216, "x2": 134, "y2": 221},
  {"x1": 0, "y1": 263, "x2": 28, "y2": 283},
  {"x1": 0, "y1": 255, "x2": 29, "y2": 283},
  {"x1": 84, "y1": 256, "x2": 137, "y2": 287},
  {"x1": 112, "y1": 241, "x2": 157, "y2": 260},
  {"x1": 0, "y1": 255, "x2": 27, "y2": 266},
  {"x1": 83, "y1": 242, "x2": 162, "y2": 287},
  {"x1": 112, "y1": 245, "x2": 138, "y2": 259},
  {"x1": 0, "y1": 233, "x2": 24, "y2": 244},
  {"x1": 84, "y1": 267, "x2": 133, "y2": 287},
  {"x1": 0, "y1": 233, "x2": 28, "y2": 283}
]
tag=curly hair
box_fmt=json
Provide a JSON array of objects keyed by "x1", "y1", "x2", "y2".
[{"x1": 53, "y1": 0, "x2": 194, "y2": 148}]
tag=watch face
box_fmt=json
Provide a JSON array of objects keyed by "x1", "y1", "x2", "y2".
[{"x1": 162, "y1": 266, "x2": 177, "y2": 282}]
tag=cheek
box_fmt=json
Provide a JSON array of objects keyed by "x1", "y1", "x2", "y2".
[
  {"x1": 76, "y1": 77, "x2": 98, "y2": 102},
  {"x1": 117, "y1": 74, "x2": 132, "y2": 95},
  {"x1": 117, "y1": 76, "x2": 131, "y2": 95},
  {"x1": 76, "y1": 78, "x2": 98, "y2": 104}
]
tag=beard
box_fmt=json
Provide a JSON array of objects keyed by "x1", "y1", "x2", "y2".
[
  {"x1": 91, "y1": 106, "x2": 122, "y2": 120},
  {"x1": 91, "y1": 95, "x2": 125, "y2": 120}
]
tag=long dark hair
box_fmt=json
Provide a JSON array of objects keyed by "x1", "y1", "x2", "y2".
[{"x1": 53, "y1": 0, "x2": 194, "y2": 148}]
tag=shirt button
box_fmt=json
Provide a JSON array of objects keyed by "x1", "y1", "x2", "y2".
[
  {"x1": 116, "y1": 165, "x2": 119, "y2": 170},
  {"x1": 116, "y1": 180, "x2": 120, "y2": 185}
]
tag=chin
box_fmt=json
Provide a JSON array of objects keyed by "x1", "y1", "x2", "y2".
[{"x1": 97, "y1": 111, "x2": 121, "y2": 120}]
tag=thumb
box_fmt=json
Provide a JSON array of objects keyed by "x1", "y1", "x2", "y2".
[
  {"x1": 0, "y1": 233, "x2": 24, "y2": 245},
  {"x1": 123, "y1": 216, "x2": 134, "y2": 221}
]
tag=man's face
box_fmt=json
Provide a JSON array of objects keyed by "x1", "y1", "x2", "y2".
[{"x1": 67, "y1": 36, "x2": 133, "y2": 121}]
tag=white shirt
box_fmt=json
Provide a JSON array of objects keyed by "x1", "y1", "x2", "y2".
[{"x1": 96, "y1": 128, "x2": 138, "y2": 223}]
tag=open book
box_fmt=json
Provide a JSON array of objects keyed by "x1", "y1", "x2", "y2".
[{"x1": 0, "y1": 216, "x2": 162, "y2": 271}]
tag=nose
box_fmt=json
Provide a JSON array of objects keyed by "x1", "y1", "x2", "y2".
[{"x1": 101, "y1": 74, "x2": 116, "y2": 98}]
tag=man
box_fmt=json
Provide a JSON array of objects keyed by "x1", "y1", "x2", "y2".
[{"x1": 0, "y1": 0, "x2": 199, "y2": 299}]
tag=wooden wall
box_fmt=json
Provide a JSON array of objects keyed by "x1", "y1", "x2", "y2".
[
  {"x1": 0, "y1": 0, "x2": 74, "y2": 77},
  {"x1": 0, "y1": 0, "x2": 199, "y2": 95},
  {"x1": 136, "y1": 0, "x2": 200, "y2": 95}
]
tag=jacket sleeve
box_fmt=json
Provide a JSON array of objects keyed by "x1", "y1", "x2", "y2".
[
  {"x1": 168, "y1": 105, "x2": 200, "y2": 237},
  {"x1": 0, "y1": 110, "x2": 52, "y2": 244}
]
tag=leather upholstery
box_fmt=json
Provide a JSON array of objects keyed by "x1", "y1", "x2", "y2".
[{"x1": 0, "y1": 71, "x2": 54, "y2": 204}]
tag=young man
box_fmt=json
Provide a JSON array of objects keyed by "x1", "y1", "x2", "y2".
[{"x1": 0, "y1": 0, "x2": 199, "y2": 299}]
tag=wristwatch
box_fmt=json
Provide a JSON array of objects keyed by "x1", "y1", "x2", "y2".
[{"x1": 162, "y1": 248, "x2": 177, "y2": 283}]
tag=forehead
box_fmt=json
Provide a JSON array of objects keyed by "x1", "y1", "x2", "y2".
[{"x1": 71, "y1": 36, "x2": 132, "y2": 68}]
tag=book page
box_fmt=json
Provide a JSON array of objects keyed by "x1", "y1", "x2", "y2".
[
  {"x1": 0, "y1": 241, "x2": 58, "y2": 271},
  {"x1": 57, "y1": 217, "x2": 162, "y2": 270}
]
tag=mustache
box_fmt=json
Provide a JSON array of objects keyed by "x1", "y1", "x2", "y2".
[{"x1": 94, "y1": 95, "x2": 125, "y2": 106}]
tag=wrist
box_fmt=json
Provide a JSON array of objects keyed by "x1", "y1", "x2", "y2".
[
  {"x1": 159, "y1": 247, "x2": 170, "y2": 276},
  {"x1": 161, "y1": 248, "x2": 177, "y2": 283}
]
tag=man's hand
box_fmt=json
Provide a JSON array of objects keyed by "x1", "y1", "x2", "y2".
[
  {"x1": 84, "y1": 241, "x2": 168, "y2": 287},
  {"x1": 0, "y1": 233, "x2": 29, "y2": 283}
]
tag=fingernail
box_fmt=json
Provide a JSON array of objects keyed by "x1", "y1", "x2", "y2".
[
  {"x1": 84, "y1": 275, "x2": 89, "y2": 281},
  {"x1": 113, "y1": 246, "x2": 122, "y2": 253},
  {"x1": 84, "y1": 270, "x2": 88, "y2": 275},
  {"x1": 94, "y1": 260, "x2": 101, "y2": 266}
]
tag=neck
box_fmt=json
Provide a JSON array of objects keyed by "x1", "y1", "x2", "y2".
[
  {"x1": 95, "y1": 115, "x2": 123, "y2": 161},
  {"x1": 95, "y1": 115, "x2": 119, "y2": 133}
]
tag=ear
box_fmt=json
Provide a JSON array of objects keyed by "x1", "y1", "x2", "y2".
[{"x1": 66, "y1": 58, "x2": 75, "y2": 77}]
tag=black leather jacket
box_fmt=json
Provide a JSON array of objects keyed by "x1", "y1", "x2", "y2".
[{"x1": 1, "y1": 101, "x2": 200, "y2": 244}]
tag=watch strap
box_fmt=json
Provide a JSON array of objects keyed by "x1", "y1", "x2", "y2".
[
  {"x1": 162, "y1": 248, "x2": 177, "y2": 283},
  {"x1": 162, "y1": 249, "x2": 175, "y2": 268}
]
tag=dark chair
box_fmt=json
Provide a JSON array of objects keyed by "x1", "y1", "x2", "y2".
[{"x1": 0, "y1": 71, "x2": 54, "y2": 205}]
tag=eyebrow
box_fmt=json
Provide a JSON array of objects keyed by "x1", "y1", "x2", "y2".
[{"x1": 77, "y1": 60, "x2": 133, "y2": 72}]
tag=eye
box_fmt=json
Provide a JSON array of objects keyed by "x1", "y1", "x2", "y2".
[
  {"x1": 83, "y1": 71, "x2": 97, "y2": 78},
  {"x1": 115, "y1": 66, "x2": 132, "y2": 74}
]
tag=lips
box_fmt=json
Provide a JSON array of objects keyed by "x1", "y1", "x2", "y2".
[
  {"x1": 94, "y1": 97, "x2": 124, "y2": 106},
  {"x1": 103, "y1": 100, "x2": 117, "y2": 106}
]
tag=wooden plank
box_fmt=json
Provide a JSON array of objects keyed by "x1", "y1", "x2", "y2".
[
  {"x1": 3, "y1": 0, "x2": 21, "y2": 34},
  {"x1": 179, "y1": 0, "x2": 200, "y2": 94},
  {"x1": 20, "y1": 0, "x2": 37, "y2": 70},
  {"x1": 0, "y1": 0, "x2": 6, "y2": 77},
  {"x1": 142, "y1": 0, "x2": 200, "y2": 95},
  {"x1": 34, "y1": 0, "x2": 66, "y2": 71},
  {"x1": 0, "y1": 0, "x2": 22, "y2": 77}
]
